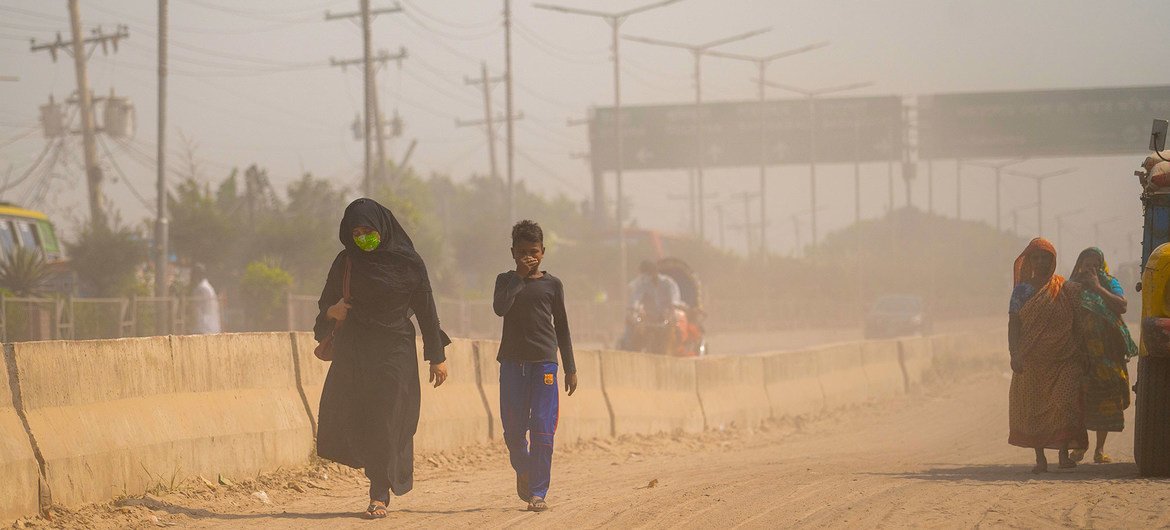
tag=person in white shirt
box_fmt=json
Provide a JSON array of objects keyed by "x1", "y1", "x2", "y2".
[
  {"x1": 628, "y1": 260, "x2": 682, "y2": 320},
  {"x1": 190, "y1": 263, "x2": 221, "y2": 334}
]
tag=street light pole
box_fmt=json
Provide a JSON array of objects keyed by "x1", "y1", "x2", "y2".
[
  {"x1": 1003, "y1": 167, "x2": 1075, "y2": 238},
  {"x1": 962, "y1": 158, "x2": 1027, "y2": 232},
  {"x1": 623, "y1": 27, "x2": 771, "y2": 243},
  {"x1": 757, "y1": 79, "x2": 873, "y2": 244},
  {"x1": 534, "y1": 0, "x2": 683, "y2": 306},
  {"x1": 700, "y1": 41, "x2": 828, "y2": 255}
]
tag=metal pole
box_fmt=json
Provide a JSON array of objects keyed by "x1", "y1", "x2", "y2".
[
  {"x1": 995, "y1": 167, "x2": 1002, "y2": 231},
  {"x1": 504, "y1": 0, "x2": 515, "y2": 221},
  {"x1": 757, "y1": 62, "x2": 767, "y2": 255},
  {"x1": 480, "y1": 62, "x2": 499, "y2": 181},
  {"x1": 853, "y1": 121, "x2": 861, "y2": 224},
  {"x1": 612, "y1": 18, "x2": 628, "y2": 306},
  {"x1": 694, "y1": 51, "x2": 706, "y2": 241},
  {"x1": 1036, "y1": 178, "x2": 1043, "y2": 237},
  {"x1": 360, "y1": 0, "x2": 372, "y2": 196},
  {"x1": 956, "y1": 159, "x2": 963, "y2": 220},
  {"x1": 809, "y1": 95, "x2": 817, "y2": 242},
  {"x1": 68, "y1": 0, "x2": 106, "y2": 228},
  {"x1": 155, "y1": 0, "x2": 169, "y2": 299}
]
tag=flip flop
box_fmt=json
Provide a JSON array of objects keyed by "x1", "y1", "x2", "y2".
[
  {"x1": 365, "y1": 501, "x2": 388, "y2": 519},
  {"x1": 1094, "y1": 453, "x2": 1113, "y2": 464},
  {"x1": 528, "y1": 496, "x2": 548, "y2": 512}
]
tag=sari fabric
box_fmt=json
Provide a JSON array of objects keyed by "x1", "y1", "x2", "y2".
[
  {"x1": 1071, "y1": 248, "x2": 1136, "y2": 432},
  {"x1": 1008, "y1": 238, "x2": 1089, "y2": 450}
]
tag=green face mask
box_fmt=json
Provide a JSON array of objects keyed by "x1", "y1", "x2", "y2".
[{"x1": 354, "y1": 232, "x2": 381, "y2": 252}]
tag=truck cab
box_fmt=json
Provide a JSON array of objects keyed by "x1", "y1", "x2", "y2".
[{"x1": 1134, "y1": 125, "x2": 1170, "y2": 475}]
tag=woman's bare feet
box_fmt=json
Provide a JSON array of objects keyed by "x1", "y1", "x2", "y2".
[{"x1": 1032, "y1": 448, "x2": 1048, "y2": 474}]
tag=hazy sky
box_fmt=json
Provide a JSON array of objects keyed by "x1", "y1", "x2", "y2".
[{"x1": 1, "y1": 0, "x2": 1168, "y2": 265}]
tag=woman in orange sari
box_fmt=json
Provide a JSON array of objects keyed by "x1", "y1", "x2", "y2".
[{"x1": 1008, "y1": 238, "x2": 1088, "y2": 473}]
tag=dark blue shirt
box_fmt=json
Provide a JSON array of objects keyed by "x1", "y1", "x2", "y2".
[{"x1": 493, "y1": 271, "x2": 576, "y2": 374}]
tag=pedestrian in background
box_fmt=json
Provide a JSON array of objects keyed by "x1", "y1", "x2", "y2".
[
  {"x1": 189, "y1": 263, "x2": 221, "y2": 334},
  {"x1": 1007, "y1": 237, "x2": 1088, "y2": 473},
  {"x1": 1068, "y1": 247, "x2": 1136, "y2": 464}
]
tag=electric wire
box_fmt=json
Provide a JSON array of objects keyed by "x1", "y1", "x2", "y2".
[{"x1": 97, "y1": 134, "x2": 155, "y2": 213}]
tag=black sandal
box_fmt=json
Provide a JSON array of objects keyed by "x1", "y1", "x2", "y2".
[{"x1": 365, "y1": 501, "x2": 388, "y2": 519}]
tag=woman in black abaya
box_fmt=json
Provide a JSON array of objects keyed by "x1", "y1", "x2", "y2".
[{"x1": 314, "y1": 198, "x2": 449, "y2": 519}]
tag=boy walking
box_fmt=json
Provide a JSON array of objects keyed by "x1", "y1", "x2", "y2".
[{"x1": 493, "y1": 220, "x2": 578, "y2": 512}]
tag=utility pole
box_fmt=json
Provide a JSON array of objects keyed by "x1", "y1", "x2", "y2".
[
  {"x1": 714, "y1": 204, "x2": 725, "y2": 249},
  {"x1": 155, "y1": 0, "x2": 168, "y2": 299},
  {"x1": 461, "y1": 63, "x2": 506, "y2": 182},
  {"x1": 703, "y1": 40, "x2": 829, "y2": 253},
  {"x1": 624, "y1": 27, "x2": 771, "y2": 242},
  {"x1": 326, "y1": 2, "x2": 405, "y2": 196},
  {"x1": 759, "y1": 79, "x2": 872, "y2": 242},
  {"x1": 504, "y1": 0, "x2": 516, "y2": 221},
  {"x1": 534, "y1": 0, "x2": 683, "y2": 306},
  {"x1": 30, "y1": 12, "x2": 128, "y2": 229},
  {"x1": 1004, "y1": 167, "x2": 1074, "y2": 238}
]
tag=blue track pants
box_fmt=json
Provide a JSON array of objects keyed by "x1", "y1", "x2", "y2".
[{"x1": 500, "y1": 361, "x2": 559, "y2": 499}]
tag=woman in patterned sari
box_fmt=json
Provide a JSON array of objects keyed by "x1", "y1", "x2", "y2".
[
  {"x1": 1008, "y1": 238, "x2": 1089, "y2": 473},
  {"x1": 1067, "y1": 247, "x2": 1136, "y2": 464}
]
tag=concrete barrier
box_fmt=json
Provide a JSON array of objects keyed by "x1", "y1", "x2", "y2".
[
  {"x1": 861, "y1": 340, "x2": 906, "y2": 399},
  {"x1": 415, "y1": 338, "x2": 490, "y2": 451},
  {"x1": 696, "y1": 355, "x2": 770, "y2": 430},
  {"x1": 290, "y1": 332, "x2": 329, "y2": 436},
  {"x1": 12, "y1": 334, "x2": 313, "y2": 508},
  {"x1": 552, "y1": 349, "x2": 612, "y2": 442},
  {"x1": 0, "y1": 349, "x2": 40, "y2": 522},
  {"x1": 761, "y1": 349, "x2": 824, "y2": 419},
  {"x1": 600, "y1": 350, "x2": 704, "y2": 435},
  {"x1": 813, "y1": 343, "x2": 869, "y2": 410},
  {"x1": 474, "y1": 342, "x2": 612, "y2": 443},
  {"x1": 897, "y1": 336, "x2": 934, "y2": 390}
]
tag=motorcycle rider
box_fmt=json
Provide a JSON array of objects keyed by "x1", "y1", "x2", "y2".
[{"x1": 620, "y1": 260, "x2": 683, "y2": 351}]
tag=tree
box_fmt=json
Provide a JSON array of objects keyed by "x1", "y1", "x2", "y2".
[
  {"x1": 65, "y1": 219, "x2": 148, "y2": 297},
  {"x1": 0, "y1": 246, "x2": 52, "y2": 296}
]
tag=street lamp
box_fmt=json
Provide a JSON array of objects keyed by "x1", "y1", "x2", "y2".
[
  {"x1": 756, "y1": 79, "x2": 873, "y2": 244},
  {"x1": 1003, "y1": 167, "x2": 1075, "y2": 237},
  {"x1": 534, "y1": 0, "x2": 684, "y2": 305},
  {"x1": 962, "y1": 158, "x2": 1027, "y2": 232},
  {"x1": 702, "y1": 41, "x2": 830, "y2": 255},
  {"x1": 622, "y1": 27, "x2": 771, "y2": 242}
]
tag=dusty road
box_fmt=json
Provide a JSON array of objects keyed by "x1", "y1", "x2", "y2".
[{"x1": 83, "y1": 362, "x2": 1170, "y2": 530}]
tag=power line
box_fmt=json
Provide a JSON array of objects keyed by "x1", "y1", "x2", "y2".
[
  {"x1": 399, "y1": 7, "x2": 498, "y2": 41},
  {"x1": 400, "y1": 0, "x2": 497, "y2": 30},
  {"x1": 97, "y1": 134, "x2": 155, "y2": 213}
]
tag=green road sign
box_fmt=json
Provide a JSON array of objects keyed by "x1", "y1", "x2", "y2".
[
  {"x1": 589, "y1": 96, "x2": 904, "y2": 172},
  {"x1": 919, "y1": 85, "x2": 1170, "y2": 160}
]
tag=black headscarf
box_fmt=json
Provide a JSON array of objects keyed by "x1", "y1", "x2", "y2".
[{"x1": 338, "y1": 198, "x2": 431, "y2": 294}]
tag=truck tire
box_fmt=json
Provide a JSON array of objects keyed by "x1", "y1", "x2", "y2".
[{"x1": 1136, "y1": 356, "x2": 1170, "y2": 476}]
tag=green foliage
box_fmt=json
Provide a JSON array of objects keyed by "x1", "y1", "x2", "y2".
[
  {"x1": 65, "y1": 220, "x2": 148, "y2": 297},
  {"x1": 240, "y1": 259, "x2": 293, "y2": 331},
  {"x1": 0, "y1": 246, "x2": 52, "y2": 296}
]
